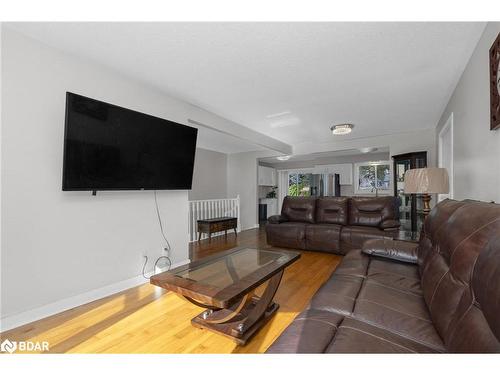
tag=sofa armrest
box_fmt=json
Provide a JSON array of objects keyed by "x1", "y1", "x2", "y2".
[
  {"x1": 380, "y1": 219, "x2": 401, "y2": 230},
  {"x1": 362, "y1": 238, "x2": 418, "y2": 264},
  {"x1": 267, "y1": 215, "x2": 288, "y2": 224}
]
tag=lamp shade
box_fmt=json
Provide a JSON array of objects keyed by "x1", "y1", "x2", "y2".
[{"x1": 404, "y1": 167, "x2": 449, "y2": 194}]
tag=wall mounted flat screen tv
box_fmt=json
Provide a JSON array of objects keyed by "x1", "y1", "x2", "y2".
[{"x1": 62, "y1": 92, "x2": 198, "y2": 191}]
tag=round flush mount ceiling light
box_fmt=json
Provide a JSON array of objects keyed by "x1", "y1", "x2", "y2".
[
  {"x1": 330, "y1": 123, "x2": 354, "y2": 135},
  {"x1": 359, "y1": 147, "x2": 378, "y2": 154},
  {"x1": 276, "y1": 155, "x2": 292, "y2": 161}
]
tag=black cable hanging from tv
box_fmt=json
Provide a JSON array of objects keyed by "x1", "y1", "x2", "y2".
[{"x1": 142, "y1": 190, "x2": 173, "y2": 280}]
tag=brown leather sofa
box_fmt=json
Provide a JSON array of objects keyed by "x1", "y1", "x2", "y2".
[
  {"x1": 266, "y1": 196, "x2": 400, "y2": 255},
  {"x1": 267, "y1": 199, "x2": 500, "y2": 353}
]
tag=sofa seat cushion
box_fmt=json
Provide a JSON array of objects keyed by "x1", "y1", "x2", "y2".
[
  {"x1": 305, "y1": 224, "x2": 342, "y2": 254},
  {"x1": 308, "y1": 273, "x2": 362, "y2": 315},
  {"x1": 332, "y1": 248, "x2": 370, "y2": 277},
  {"x1": 267, "y1": 308, "x2": 443, "y2": 353},
  {"x1": 322, "y1": 249, "x2": 422, "y2": 295},
  {"x1": 367, "y1": 258, "x2": 422, "y2": 295},
  {"x1": 325, "y1": 317, "x2": 441, "y2": 353},
  {"x1": 266, "y1": 309, "x2": 345, "y2": 353},
  {"x1": 325, "y1": 251, "x2": 443, "y2": 350},
  {"x1": 311, "y1": 249, "x2": 444, "y2": 350},
  {"x1": 353, "y1": 280, "x2": 445, "y2": 351},
  {"x1": 266, "y1": 222, "x2": 307, "y2": 250}
]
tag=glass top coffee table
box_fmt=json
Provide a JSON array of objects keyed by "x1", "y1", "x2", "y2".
[{"x1": 150, "y1": 247, "x2": 300, "y2": 345}]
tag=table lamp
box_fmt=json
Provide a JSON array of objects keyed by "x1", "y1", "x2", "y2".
[{"x1": 404, "y1": 167, "x2": 449, "y2": 218}]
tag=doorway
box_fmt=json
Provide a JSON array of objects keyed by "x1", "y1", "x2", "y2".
[{"x1": 438, "y1": 113, "x2": 454, "y2": 201}]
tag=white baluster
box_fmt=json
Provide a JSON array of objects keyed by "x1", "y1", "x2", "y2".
[{"x1": 187, "y1": 197, "x2": 242, "y2": 242}]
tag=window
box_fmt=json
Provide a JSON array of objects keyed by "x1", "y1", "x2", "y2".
[
  {"x1": 288, "y1": 173, "x2": 312, "y2": 196},
  {"x1": 354, "y1": 161, "x2": 392, "y2": 195}
]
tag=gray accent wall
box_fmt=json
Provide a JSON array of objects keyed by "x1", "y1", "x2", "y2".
[
  {"x1": 188, "y1": 148, "x2": 228, "y2": 201},
  {"x1": 227, "y1": 152, "x2": 259, "y2": 231},
  {"x1": 436, "y1": 22, "x2": 500, "y2": 203}
]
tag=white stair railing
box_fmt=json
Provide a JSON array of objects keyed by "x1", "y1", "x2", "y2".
[{"x1": 188, "y1": 195, "x2": 240, "y2": 242}]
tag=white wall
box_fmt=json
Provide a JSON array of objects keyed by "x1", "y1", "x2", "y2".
[
  {"x1": 436, "y1": 22, "x2": 500, "y2": 203},
  {"x1": 188, "y1": 148, "x2": 227, "y2": 201},
  {"x1": 0, "y1": 28, "x2": 245, "y2": 328},
  {"x1": 227, "y1": 152, "x2": 259, "y2": 230}
]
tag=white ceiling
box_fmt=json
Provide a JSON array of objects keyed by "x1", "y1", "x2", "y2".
[
  {"x1": 259, "y1": 147, "x2": 390, "y2": 166},
  {"x1": 7, "y1": 22, "x2": 485, "y2": 151}
]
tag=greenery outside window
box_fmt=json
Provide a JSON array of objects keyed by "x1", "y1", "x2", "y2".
[{"x1": 288, "y1": 173, "x2": 312, "y2": 196}]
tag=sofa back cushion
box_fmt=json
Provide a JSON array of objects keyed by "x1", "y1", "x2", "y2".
[
  {"x1": 315, "y1": 197, "x2": 348, "y2": 225},
  {"x1": 281, "y1": 196, "x2": 316, "y2": 223},
  {"x1": 418, "y1": 199, "x2": 500, "y2": 352},
  {"x1": 348, "y1": 196, "x2": 399, "y2": 228}
]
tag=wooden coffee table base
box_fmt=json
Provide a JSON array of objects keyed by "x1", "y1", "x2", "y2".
[
  {"x1": 151, "y1": 248, "x2": 300, "y2": 346},
  {"x1": 190, "y1": 270, "x2": 283, "y2": 345}
]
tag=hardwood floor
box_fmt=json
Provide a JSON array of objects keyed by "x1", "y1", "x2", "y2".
[{"x1": 1, "y1": 227, "x2": 341, "y2": 353}]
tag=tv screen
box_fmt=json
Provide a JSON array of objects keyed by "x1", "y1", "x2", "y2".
[{"x1": 62, "y1": 92, "x2": 198, "y2": 191}]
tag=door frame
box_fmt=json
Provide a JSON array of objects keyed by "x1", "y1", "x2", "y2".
[{"x1": 438, "y1": 112, "x2": 454, "y2": 201}]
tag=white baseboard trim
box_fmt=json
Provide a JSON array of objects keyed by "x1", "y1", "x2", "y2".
[
  {"x1": 0, "y1": 258, "x2": 190, "y2": 332},
  {"x1": 242, "y1": 224, "x2": 260, "y2": 231},
  {"x1": 189, "y1": 230, "x2": 234, "y2": 243}
]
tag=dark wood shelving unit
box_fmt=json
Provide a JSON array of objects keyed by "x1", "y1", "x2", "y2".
[{"x1": 392, "y1": 151, "x2": 427, "y2": 233}]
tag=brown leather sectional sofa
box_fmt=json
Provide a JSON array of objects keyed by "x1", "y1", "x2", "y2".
[
  {"x1": 266, "y1": 196, "x2": 400, "y2": 255},
  {"x1": 267, "y1": 199, "x2": 500, "y2": 353}
]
